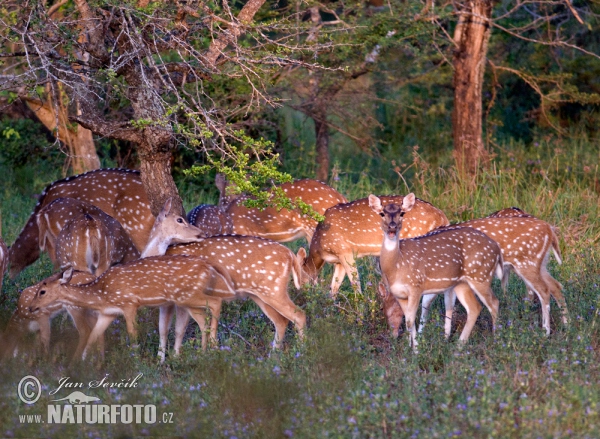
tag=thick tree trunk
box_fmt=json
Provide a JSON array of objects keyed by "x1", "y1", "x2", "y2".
[
  {"x1": 314, "y1": 110, "x2": 330, "y2": 182},
  {"x1": 24, "y1": 85, "x2": 100, "y2": 174},
  {"x1": 452, "y1": 0, "x2": 493, "y2": 178}
]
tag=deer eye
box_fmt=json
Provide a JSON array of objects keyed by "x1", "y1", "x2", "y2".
[
  {"x1": 400, "y1": 212, "x2": 405, "y2": 217},
  {"x1": 177, "y1": 218, "x2": 184, "y2": 224},
  {"x1": 379, "y1": 213, "x2": 385, "y2": 217},
  {"x1": 39, "y1": 290, "x2": 46, "y2": 296}
]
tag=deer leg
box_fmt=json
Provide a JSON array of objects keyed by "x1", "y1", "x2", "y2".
[
  {"x1": 185, "y1": 308, "x2": 208, "y2": 351},
  {"x1": 68, "y1": 308, "x2": 94, "y2": 361},
  {"x1": 400, "y1": 295, "x2": 420, "y2": 352},
  {"x1": 443, "y1": 289, "x2": 457, "y2": 338},
  {"x1": 515, "y1": 267, "x2": 552, "y2": 335},
  {"x1": 251, "y1": 297, "x2": 293, "y2": 349},
  {"x1": 453, "y1": 283, "x2": 482, "y2": 343},
  {"x1": 542, "y1": 269, "x2": 568, "y2": 326},
  {"x1": 173, "y1": 306, "x2": 191, "y2": 356},
  {"x1": 419, "y1": 294, "x2": 437, "y2": 333},
  {"x1": 158, "y1": 304, "x2": 176, "y2": 362},
  {"x1": 467, "y1": 280, "x2": 499, "y2": 333},
  {"x1": 37, "y1": 316, "x2": 51, "y2": 356},
  {"x1": 123, "y1": 306, "x2": 139, "y2": 348},
  {"x1": 340, "y1": 256, "x2": 361, "y2": 294},
  {"x1": 83, "y1": 314, "x2": 116, "y2": 361},
  {"x1": 330, "y1": 263, "x2": 347, "y2": 297}
]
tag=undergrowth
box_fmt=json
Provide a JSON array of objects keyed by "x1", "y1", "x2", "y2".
[{"x1": 0, "y1": 133, "x2": 599, "y2": 438}]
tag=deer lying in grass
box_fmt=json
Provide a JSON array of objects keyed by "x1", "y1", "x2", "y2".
[
  {"x1": 0, "y1": 271, "x2": 99, "y2": 360},
  {"x1": 298, "y1": 195, "x2": 449, "y2": 296},
  {"x1": 27, "y1": 256, "x2": 236, "y2": 360},
  {"x1": 9, "y1": 168, "x2": 154, "y2": 278},
  {"x1": 217, "y1": 174, "x2": 347, "y2": 243},
  {"x1": 369, "y1": 194, "x2": 503, "y2": 350},
  {"x1": 186, "y1": 204, "x2": 233, "y2": 237},
  {"x1": 166, "y1": 235, "x2": 306, "y2": 353},
  {"x1": 419, "y1": 209, "x2": 566, "y2": 335}
]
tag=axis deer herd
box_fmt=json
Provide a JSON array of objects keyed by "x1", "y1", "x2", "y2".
[{"x1": 0, "y1": 168, "x2": 568, "y2": 361}]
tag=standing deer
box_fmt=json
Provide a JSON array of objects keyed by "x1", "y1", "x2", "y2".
[
  {"x1": 0, "y1": 271, "x2": 99, "y2": 360},
  {"x1": 187, "y1": 204, "x2": 233, "y2": 237},
  {"x1": 369, "y1": 194, "x2": 502, "y2": 350},
  {"x1": 298, "y1": 195, "x2": 449, "y2": 296},
  {"x1": 27, "y1": 256, "x2": 236, "y2": 360},
  {"x1": 54, "y1": 212, "x2": 139, "y2": 274},
  {"x1": 166, "y1": 235, "x2": 306, "y2": 353},
  {"x1": 217, "y1": 176, "x2": 347, "y2": 243},
  {"x1": 419, "y1": 213, "x2": 566, "y2": 335},
  {"x1": 8, "y1": 168, "x2": 154, "y2": 278}
]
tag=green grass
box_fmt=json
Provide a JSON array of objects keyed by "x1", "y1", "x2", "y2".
[{"x1": 0, "y1": 133, "x2": 599, "y2": 438}]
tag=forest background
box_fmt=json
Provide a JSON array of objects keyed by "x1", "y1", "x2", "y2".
[{"x1": 0, "y1": 0, "x2": 599, "y2": 437}]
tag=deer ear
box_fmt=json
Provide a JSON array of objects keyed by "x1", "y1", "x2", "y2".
[
  {"x1": 368, "y1": 195, "x2": 383, "y2": 214},
  {"x1": 158, "y1": 198, "x2": 173, "y2": 220},
  {"x1": 377, "y1": 282, "x2": 389, "y2": 299},
  {"x1": 296, "y1": 247, "x2": 307, "y2": 263},
  {"x1": 215, "y1": 173, "x2": 227, "y2": 194},
  {"x1": 60, "y1": 267, "x2": 74, "y2": 284},
  {"x1": 402, "y1": 193, "x2": 416, "y2": 212}
]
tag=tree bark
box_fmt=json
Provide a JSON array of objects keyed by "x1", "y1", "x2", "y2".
[
  {"x1": 452, "y1": 0, "x2": 493, "y2": 178},
  {"x1": 314, "y1": 109, "x2": 330, "y2": 182},
  {"x1": 24, "y1": 85, "x2": 100, "y2": 174}
]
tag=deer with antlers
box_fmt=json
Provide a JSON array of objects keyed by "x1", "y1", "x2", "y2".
[
  {"x1": 27, "y1": 256, "x2": 236, "y2": 360},
  {"x1": 8, "y1": 168, "x2": 155, "y2": 278},
  {"x1": 298, "y1": 195, "x2": 449, "y2": 296},
  {"x1": 369, "y1": 194, "x2": 502, "y2": 350},
  {"x1": 418, "y1": 211, "x2": 566, "y2": 335},
  {"x1": 217, "y1": 174, "x2": 347, "y2": 243}
]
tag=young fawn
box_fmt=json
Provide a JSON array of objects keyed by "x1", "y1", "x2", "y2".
[
  {"x1": 298, "y1": 195, "x2": 449, "y2": 296},
  {"x1": 369, "y1": 194, "x2": 503, "y2": 350},
  {"x1": 419, "y1": 210, "x2": 566, "y2": 335},
  {"x1": 27, "y1": 256, "x2": 235, "y2": 360}
]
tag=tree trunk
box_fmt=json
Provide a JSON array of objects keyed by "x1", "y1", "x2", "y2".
[
  {"x1": 314, "y1": 110, "x2": 330, "y2": 182},
  {"x1": 452, "y1": 0, "x2": 493, "y2": 178},
  {"x1": 24, "y1": 85, "x2": 100, "y2": 175}
]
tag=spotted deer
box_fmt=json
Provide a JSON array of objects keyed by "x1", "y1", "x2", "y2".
[
  {"x1": 369, "y1": 194, "x2": 502, "y2": 350},
  {"x1": 218, "y1": 176, "x2": 347, "y2": 243},
  {"x1": 50, "y1": 210, "x2": 139, "y2": 274},
  {"x1": 0, "y1": 271, "x2": 99, "y2": 360},
  {"x1": 298, "y1": 195, "x2": 449, "y2": 296},
  {"x1": 419, "y1": 212, "x2": 566, "y2": 335},
  {"x1": 8, "y1": 168, "x2": 154, "y2": 278},
  {"x1": 487, "y1": 207, "x2": 531, "y2": 218},
  {"x1": 27, "y1": 256, "x2": 236, "y2": 360},
  {"x1": 166, "y1": 235, "x2": 306, "y2": 352},
  {"x1": 187, "y1": 204, "x2": 233, "y2": 237}
]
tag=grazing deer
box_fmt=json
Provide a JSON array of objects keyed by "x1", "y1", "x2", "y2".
[
  {"x1": 419, "y1": 212, "x2": 566, "y2": 335},
  {"x1": 187, "y1": 204, "x2": 233, "y2": 237},
  {"x1": 53, "y1": 212, "x2": 139, "y2": 274},
  {"x1": 166, "y1": 235, "x2": 306, "y2": 352},
  {"x1": 377, "y1": 282, "x2": 405, "y2": 339},
  {"x1": 369, "y1": 194, "x2": 502, "y2": 350},
  {"x1": 27, "y1": 256, "x2": 236, "y2": 360},
  {"x1": 218, "y1": 176, "x2": 347, "y2": 243},
  {"x1": 298, "y1": 195, "x2": 449, "y2": 296},
  {"x1": 8, "y1": 168, "x2": 154, "y2": 278},
  {"x1": 0, "y1": 271, "x2": 99, "y2": 360}
]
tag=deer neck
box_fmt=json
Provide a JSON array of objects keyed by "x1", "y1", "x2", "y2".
[
  {"x1": 379, "y1": 233, "x2": 403, "y2": 271},
  {"x1": 141, "y1": 234, "x2": 171, "y2": 258},
  {"x1": 57, "y1": 283, "x2": 104, "y2": 309}
]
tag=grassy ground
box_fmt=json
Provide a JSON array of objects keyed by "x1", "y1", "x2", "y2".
[{"x1": 0, "y1": 134, "x2": 599, "y2": 438}]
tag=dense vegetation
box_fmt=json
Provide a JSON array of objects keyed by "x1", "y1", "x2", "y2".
[{"x1": 0, "y1": 120, "x2": 598, "y2": 436}]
